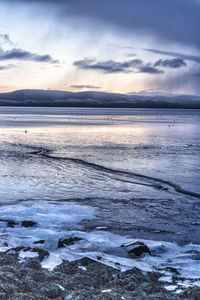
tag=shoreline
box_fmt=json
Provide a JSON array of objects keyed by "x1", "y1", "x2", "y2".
[
  {"x1": 0, "y1": 253, "x2": 200, "y2": 300},
  {"x1": 1, "y1": 252, "x2": 200, "y2": 299}
]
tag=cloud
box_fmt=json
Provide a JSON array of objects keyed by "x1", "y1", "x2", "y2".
[
  {"x1": 146, "y1": 49, "x2": 200, "y2": 64},
  {"x1": 74, "y1": 58, "x2": 164, "y2": 75},
  {"x1": 7, "y1": 0, "x2": 200, "y2": 50},
  {"x1": 73, "y1": 58, "x2": 143, "y2": 73},
  {"x1": 0, "y1": 34, "x2": 13, "y2": 46},
  {"x1": 0, "y1": 64, "x2": 14, "y2": 70},
  {"x1": 71, "y1": 84, "x2": 101, "y2": 89},
  {"x1": 138, "y1": 66, "x2": 164, "y2": 74},
  {"x1": 148, "y1": 65, "x2": 200, "y2": 95},
  {"x1": 0, "y1": 48, "x2": 59, "y2": 63},
  {"x1": 0, "y1": 65, "x2": 7, "y2": 70},
  {"x1": 126, "y1": 53, "x2": 137, "y2": 58},
  {"x1": 154, "y1": 58, "x2": 187, "y2": 68}
]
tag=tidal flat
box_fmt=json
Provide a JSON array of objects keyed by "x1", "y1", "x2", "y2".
[{"x1": 0, "y1": 107, "x2": 200, "y2": 297}]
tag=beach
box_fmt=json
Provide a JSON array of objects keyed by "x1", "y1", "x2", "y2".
[{"x1": 0, "y1": 107, "x2": 200, "y2": 297}]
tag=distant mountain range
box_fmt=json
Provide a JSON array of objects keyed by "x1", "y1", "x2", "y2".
[{"x1": 0, "y1": 89, "x2": 200, "y2": 108}]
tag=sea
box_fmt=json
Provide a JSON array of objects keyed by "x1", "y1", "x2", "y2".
[{"x1": 0, "y1": 107, "x2": 200, "y2": 291}]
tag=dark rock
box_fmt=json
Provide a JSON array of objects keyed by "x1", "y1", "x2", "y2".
[
  {"x1": 0, "y1": 252, "x2": 199, "y2": 299},
  {"x1": 0, "y1": 219, "x2": 19, "y2": 228},
  {"x1": 7, "y1": 221, "x2": 18, "y2": 228},
  {"x1": 5, "y1": 247, "x2": 49, "y2": 262},
  {"x1": 0, "y1": 254, "x2": 18, "y2": 265},
  {"x1": 31, "y1": 271, "x2": 46, "y2": 282},
  {"x1": 42, "y1": 286, "x2": 64, "y2": 299},
  {"x1": 165, "y1": 267, "x2": 180, "y2": 275},
  {"x1": 30, "y1": 248, "x2": 49, "y2": 261},
  {"x1": 21, "y1": 221, "x2": 37, "y2": 227},
  {"x1": 0, "y1": 219, "x2": 37, "y2": 228},
  {"x1": 24, "y1": 259, "x2": 42, "y2": 271},
  {"x1": 122, "y1": 241, "x2": 151, "y2": 257},
  {"x1": 5, "y1": 246, "x2": 25, "y2": 255},
  {"x1": 57, "y1": 236, "x2": 82, "y2": 248},
  {"x1": 181, "y1": 286, "x2": 200, "y2": 299},
  {"x1": 33, "y1": 240, "x2": 45, "y2": 245},
  {"x1": 54, "y1": 260, "x2": 78, "y2": 275}
]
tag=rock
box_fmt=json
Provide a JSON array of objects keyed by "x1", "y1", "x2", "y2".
[
  {"x1": 57, "y1": 237, "x2": 82, "y2": 248},
  {"x1": 181, "y1": 286, "x2": 200, "y2": 299},
  {"x1": 122, "y1": 241, "x2": 151, "y2": 257},
  {"x1": 0, "y1": 219, "x2": 19, "y2": 228},
  {"x1": 42, "y1": 286, "x2": 64, "y2": 299},
  {"x1": 0, "y1": 254, "x2": 18, "y2": 265},
  {"x1": 21, "y1": 221, "x2": 37, "y2": 227},
  {"x1": 165, "y1": 267, "x2": 180, "y2": 275},
  {"x1": 31, "y1": 271, "x2": 46, "y2": 282},
  {"x1": 5, "y1": 246, "x2": 25, "y2": 255},
  {"x1": 5, "y1": 247, "x2": 49, "y2": 262},
  {"x1": 29, "y1": 248, "x2": 49, "y2": 261},
  {"x1": 7, "y1": 221, "x2": 18, "y2": 228},
  {"x1": 33, "y1": 240, "x2": 45, "y2": 245},
  {"x1": 24, "y1": 259, "x2": 42, "y2": 271}
]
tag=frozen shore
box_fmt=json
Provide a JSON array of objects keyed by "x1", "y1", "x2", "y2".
[{"x1": 1, "y1": 252, "x2": 200, "y2": 299}]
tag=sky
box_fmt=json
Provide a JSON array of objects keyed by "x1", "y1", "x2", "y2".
[{"x1": 0, "y1": 0, "x2": 200, "y2": 95}]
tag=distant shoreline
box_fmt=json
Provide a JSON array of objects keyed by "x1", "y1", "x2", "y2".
[
  {"x1": 0, "y1": 89, "x2": 200, "y2": 109},
  {"x1": 1, "y1": 104, "x2": 200, "y2": 109}
]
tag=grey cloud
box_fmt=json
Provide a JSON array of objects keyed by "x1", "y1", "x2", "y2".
[
  {"x1": 74, "y1": 58, "x2": 164, "y2": 75},
  {"x1": 148, "y1": 67, "x2": 200, "y2": 95},
  {"x1": 0, "y1": 34, "x2": 13, "y2": 46},
  {"x1": 126, "y1": 53, "x2": 137, "y2": 58},
  {"x1": 73, "y1": 58, "x2": 143, "y2": 73},
  {"x1": 107, "y1": 44, "x2": 133, "y2": 50},
  {"x1": 154, "y1": 58, "x2": 187, "y2": 68},
  {"x1": 138, "y1": 66, "x2": 164, "y2": 74},
  {"x1": 0, "y1": 48, "x2": 59, "y2": 63},
  {"x1": 71, "y1": 84, "x2": 101, "y2": 89},
  {"x1": 6, "y1": 0, "x2": 200, "y2": 50},
  {"x1": 192, "y1": 67, "x2": 200, "y2": 77},
  {"x1": 146, "y1": 49, "x2": 200, "y2": 64},
  {"x1": 0, "y1": 64, "x2": 15, "y2": 70},
  {"x1": 0, "y1": 65, "x2": 7, "y2": 70}
]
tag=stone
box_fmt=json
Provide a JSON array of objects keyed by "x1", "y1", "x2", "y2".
[
  {"x1": 33, "y1": 240, "x2": 45, "y2": 245},
  {"x1": 57, "y1": 237, "x2": 82, "y2": 248},
  {"x1": 5, "y1": 247, "x2": 49, "y2": 262},
  {"x1": 7, "y1": 221, "x2": 18, "y2": 228},
  {"x1": 122, "y1": 241, "x2": 151, "y2": 257},
  {"x1": 24, "y1": 259, "x2": 42, "y2": 271},
  {"x1": 21, "y1": 221, "x2": 37, "y2": 227}
]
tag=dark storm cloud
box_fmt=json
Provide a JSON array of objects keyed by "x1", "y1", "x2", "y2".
[
  {"x1": 0, "y1": 48, "x2": 59, "y2": 63},
  {"x1": 71, "y1": 84, "x2": 101, "y2": 89},
  {"x1": 5, "y1": 0, "x2": 200, "y2": 49},
  {"x1": 138, "y1": 66, "x2": 164, "y2": 74},
  {"x1": 73, "y1": 58, "x2": 143, "y2": 73},
  {"x1": 154, "y1": 58, "x2": 187, "y2": 68},
  {"x1": 74, "y1": 58, "x2": 163, "y2": 74},
  {"x1": 146, "y1": 49, "x2": 200, "y2": 64}
]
